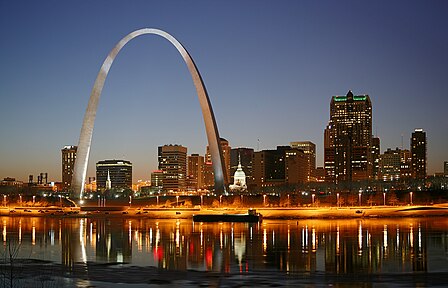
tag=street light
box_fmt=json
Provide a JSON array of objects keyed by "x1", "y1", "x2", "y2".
[
  {"x1": 263, "y1": 194, "x2": 267, "y2": 206},
  {"x1": 383, "y1": 192, "x2": 386, "y2": 206},
  {"x1": 312, "y1": 194, "x2": 315, "y2": 205},
  {"x1": 287, "y1": 194, "x2": 290, "y2": 207},
  {"x1": 219, "y1": 195, "x2": 223, "y2": 207},
  {"x1": 410, "y1": 192, "x2": 413, "y2": 206},
  {"x1": 32, "y1": 195, "x2": 35, "y2": 205},
  {"x1": 129, "y1": 195, "x2": 132, "y2": 207},
  {"x1": 156, "y1": 195, "x2": 159, "y2": 206},
  {"x1": 336, "y1": 193, "x2": 340, "y2": 208},
  {"x1": 358, "y1": 192, "x2": 361, "y2": 206},
  {"x1": 19, "y1": 195, "x2": 22, "y2": 205},
  {"x1": 201, "y1": 195, "x2": 203, "y2": 206},
  {"x1": 176, "y1": 195, "x2": 179, "y2": 207},
  {"x1": 3, "y1": 195, "x2": 6, "y2": 207}
]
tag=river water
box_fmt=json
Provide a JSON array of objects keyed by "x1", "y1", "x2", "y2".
[{"x1": 2, "y1": 216, "x2": 448, "y2": 286}]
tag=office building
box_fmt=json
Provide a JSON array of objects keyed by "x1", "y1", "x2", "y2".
[
  {"x1": 96, "y1": 160, "x2": 132, "y2": 191},
  {"x1": 400, "y1": 149, "x2": 412, "y2": 179},
  {"x1": 371, "y1": 137, "x2": 381, "y2": 180},
  {"x1": 380, "y1": 148, "x2": 401, "y2": 181},
  {"x1": 61, "y1": 145, "x2": 77, "y2": 191},
  {"x1": 444, "y1": 161, "x2": 448, "y2": 177},
  {"x1": 324, "y1": 90, "x2": 373, "y2": 183},
  {"x1": 187, "y1": 154, "x2": 204, "y2": 190},
  {"x1": 290, "y1": 141, "x2": 316, "y2": 182},
  {"x1": 252, "y1": 146, "x2": 289, "y2": 189},
  {"x1": 411, "y1": 129, "x2": 427, "y2": 179},
  {"x1": 158, "y1": 145, "x2": 187, "y2": 192},
  {"x1": 285, "y1": 148, "x2": 307, "y2": 185}
]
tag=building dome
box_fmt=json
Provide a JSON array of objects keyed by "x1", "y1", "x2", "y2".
[
  {"x1": 230, "y1": 154, "x2": 247, "y2": 192},
  {"x1": 233, "y1": 162, "x2": 246, "y2": 186}
]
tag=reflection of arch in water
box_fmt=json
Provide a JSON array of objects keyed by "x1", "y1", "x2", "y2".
[{"x1": 71, "y1": 28, "x2": 227, "y2": 200}]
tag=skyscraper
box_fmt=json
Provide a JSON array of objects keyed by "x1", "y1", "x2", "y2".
[
  {"x1": 290, "y1": 141, "x2": 316, "y2": 182},
  {"x1": 324, "y1": 90, "x2": 373, "y2": 183},
  {"x1": 96, "y1": 160, "x2": 132, "y2": 191},
  {"x1": 411, "y1": 129, "x2": 427, "y2": 179},
  {"x1": 61, "y1": 145, "x2": 77, "y2": 191},
  {"x1": 187, "y1": 154, "x2": 204, "y2": 191},
  {"x1": 158, "y1": 145, "x2": 187, "y2": 192}
]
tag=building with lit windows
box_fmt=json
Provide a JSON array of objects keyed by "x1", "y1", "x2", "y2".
[
  {"x1": 96, "y1": 160, "x2": 132, "y2": 191},
  {"x1": 324, "y1": 90, "x2": 373, "y2": 183},
  {"x1": 158, "y1": 145, "x2": 187, "y2": 193},
  {"x1": 380, "y1": 148, "x2": 401, "y2": 181},
  {"x1": 61, "y1": 145, "x2": 77, "y2": 191},
  {"x1": 411, "y1": 129, "x2": 427, "y2": 179},
  {"x1": 187, "y1": 154, "x2": 204, "y2": 191},
  {"x1": 371, "y1": 137, "x2": 381, "y2": 180},
  {"x1": 400, "y1": 149, "x2": 412, "y2": 179},
  {"x1": 252, "y1": 146, "x2": 289, "y2": 189},
  {"x1": 290, "y1": 141, "x2": 316, "y2": 182}
]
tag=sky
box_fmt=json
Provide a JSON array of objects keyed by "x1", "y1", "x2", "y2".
[{"x1": 0, "y1": 0, "x2": 447, "y2": 182}]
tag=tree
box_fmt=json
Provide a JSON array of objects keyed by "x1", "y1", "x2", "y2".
[
  {"x1": 388, "y1": 192, "x2": 399, "y2": 206},
  {"x1": 347, "y1": 194, "x2": 357, "y2": 206}
]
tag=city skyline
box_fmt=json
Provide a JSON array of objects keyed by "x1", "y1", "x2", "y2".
[{"x1": 1, "y1": 1, "x2": 447, "y2": 182}]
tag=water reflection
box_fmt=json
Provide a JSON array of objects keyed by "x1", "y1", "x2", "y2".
[{"x1": 1, "y1": 217, "x2": 448, "y2": 276}]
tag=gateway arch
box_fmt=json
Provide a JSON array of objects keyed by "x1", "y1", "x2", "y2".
[{"x1": 71, "y1": 28, "x2": 227, "y2": 200}]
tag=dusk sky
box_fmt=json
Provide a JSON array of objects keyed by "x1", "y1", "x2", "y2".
[{"x1": 1, "y1": 0, "x2": 447, "y2": 182}]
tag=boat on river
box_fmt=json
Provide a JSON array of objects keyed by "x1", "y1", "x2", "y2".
[{"x1": 193, "y1": 209, "x2": 262, "y2": 223}]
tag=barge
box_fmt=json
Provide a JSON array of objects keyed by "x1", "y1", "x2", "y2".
[{"x1": 193, "y1": 209, "x2": 262, "y2": 223}]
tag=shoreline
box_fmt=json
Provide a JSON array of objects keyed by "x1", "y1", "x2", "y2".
[{"x1": 2, "y1": 204, "x2": 448, "y2": 220}]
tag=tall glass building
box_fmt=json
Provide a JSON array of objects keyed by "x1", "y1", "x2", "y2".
[{"x1": 324, "y1": 90, "x2": 373, "y2": 183}]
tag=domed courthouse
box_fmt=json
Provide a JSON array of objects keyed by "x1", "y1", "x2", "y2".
[{"x1": 229, "y1": 155, "x2": 247, "y2": 192}]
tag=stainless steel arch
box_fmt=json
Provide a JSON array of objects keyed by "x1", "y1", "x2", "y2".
[{"x1": 71, "y1": 28, "x2": 227, "y2": 200}]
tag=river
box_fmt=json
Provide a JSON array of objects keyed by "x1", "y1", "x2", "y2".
[{"x1": 2, "y1": 216, "x2": 448, "y2": 287}]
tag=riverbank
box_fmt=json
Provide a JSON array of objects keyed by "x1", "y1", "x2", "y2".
[{"x1": 2, "y1": 204, "x2": 448, "y2": 219}]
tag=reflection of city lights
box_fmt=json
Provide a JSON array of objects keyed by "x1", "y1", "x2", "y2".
[
  {"x1": 336, "y1": 225, "x2": 340, "y2": 254},
  {"x1": 312, "y1": 228, "x2": 316, "y2": 251},
  {"x1": 2, "y1": 220, "x2": 6, "y2": 243},
  {"x1": 220, "y1": 228, "x2": 223, "y2": 249},
  {"x1": 32, "y1": 221, "x2": 35, "y2": 246},
  {"x1": 418, "y1": 224, "x2": 422, "y2": 251},
  {"x1": 176, "y1": 227, "x2": 180, "y2": 248},
  {"x1": 358, "y1": 222, "x2": 363, "y2": 252},
  {"x1": 410, "y1": 224, "x2": 414, "y2": 248},
  {"x1": 383, "y1": 225, "x2": 388, "y2": 252},
  {"x1": 80, "y1": 219, "x2": 87, "y2": 263},
  {"x1": 129, "y1": 221, "x2": 132, "y2": 245},
  {"x1": 396, "y1": 226, "x2": 400, "y2": 251},
  {"x1": 287, "y1": 228, "x2": 290, "y2": 251},
  {"x1": 18, "y1": 219, "x2": 22, "y2": 243},
  {"x1": 200, "y1": 224, "x2": 203, "y2": 247},
  {"x1": 263, "y1": 228, "x2": 267, "y2": 253}
]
